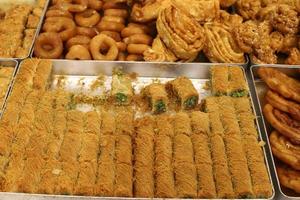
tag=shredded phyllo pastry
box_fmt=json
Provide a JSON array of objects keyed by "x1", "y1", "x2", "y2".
[{"x1": 0, "y1": 59, "x2": 273, "y2": 198}]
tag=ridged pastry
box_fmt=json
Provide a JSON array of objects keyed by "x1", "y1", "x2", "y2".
[
  {"x1": 277, "y1": 164, "x2": 300, "y2": 193},
  {"x1": 203, "y1": 23, "x2": 245, "y2": 63},
  {"x1": 270, "y1": 131, "x2": 300, "y2": 170},
  {"x1": 172, "y1": 0, "x2": 220, "y2": 24},
  {"x1": 157, "y1": 5, "x2": 206, "y2": 60},
  {"x1": 218, "y1": 10, "x2": 243, "y2": 31},
  {"x1": 264, "y1": 104, "x2": 300, "y2": 144}
]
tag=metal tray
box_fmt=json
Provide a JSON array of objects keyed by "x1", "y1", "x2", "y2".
[
  {"x1": 0, "y1": 59, "x2": 18, "y2": 117},
  {"x1": 0, "y1": 60, "x2": 274, "y2": 200},
  {"x1": 30, "y1": 0, "x2": 249, "y2": 67},
  {"x1": 250, "y1": 64, "x2": 300, "y2": 200},
  {"x1": 0, "y1": 0, "x2": 50, "y2": 60}
]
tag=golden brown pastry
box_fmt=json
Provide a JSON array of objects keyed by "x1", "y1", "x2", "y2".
[
  {"x1": 264, "y1": 104, "x2": 300, "y2": 144},
  {"x1": 285, "y1": 48, "x2": 300, "y2": 65},
  {"x1": 217, "y1": 10, "x2": 243, "y2": 31},
  {"x1": 203, "y1": 23, "x2": 245, "y2": 63},
  {"x1": 270, "y1": 131, "x2": 300, "y2": 170},
  {"x1": 235, "y1": 0, "x2": 261, "y2": 20},
  {"x1": 157, "y1": 5, "x2": 206, "y2": 60},
  {"x1": 280, "y1": 34, "x2": 298, "y2": 53},
  {"x1": 251, "y1": 46, "x2": 278, "y2": 64},
  {"x1": 257, "y1": 3, "x2": 277, "y2": 20},
  {"x1": 143, "y1": 37, "x2": 177, "y2": 62},
  {"x1": 271, "y1": 4, "x2": 299, "y2": 34},
  {"x1": 172, "y1": 0, "x2": 220, "y2": 24},
  {"x1": 269, "y1": 31, "x2": 284, "y2": 52},
  {"x1": 220, "y1": 0, "x2": 237, "y2": 7},
  {"x1": 266, "y1": 90, "x2": 300, "y2": 121},
  {"x1": 258, "y1": 67, "x2": 300, "y2": 103},
  {"x1": 277, "y1": 164, "x2": 300, "y2": 193}
]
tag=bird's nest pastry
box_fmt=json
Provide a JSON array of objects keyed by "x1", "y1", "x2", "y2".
[
  {"x1": 203, "y1": 22, "x2": 245, "y2": 63},
  {"x1": 156, "y1": 5, "x2": 206, "y2": 61},
  {"x1": 264, "y1": 104, "x2": 300, "y2": 144},
  {"x1": 270, "y1": 131, "x2": 300, "y2": 170}
]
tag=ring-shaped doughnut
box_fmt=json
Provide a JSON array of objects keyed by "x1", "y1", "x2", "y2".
[
  {"x1": 96, "y1": 21, "x2": 125, "y2": 32},
  {"x1": 64, "y1": 0, "x2": 88, "y2": 12},
  {"x1": 66, "y1": 35, "x2": 91, "y2": 49},
  {"x1": 103, "y1": 1, "x2": 127, "y2": 10},
  {"x1": 34, "y1": 32, "x2": 63, "y2": 59},
  {"x1": 127, "y1": 44, "x2": 150, "y2": 54},
  {"x1": 76, "y1": 26, "x2": 97, "y2": 37},
  {"x1": 66, "y1": 45, "x2": 92, "y2": 60},
  {"x1": 128, "y1": 22, "x2": 151, "y2": 34},
  {"x1": 52, "y1": 0, "x2": 72, "y2": 5},
  {"x1": 123, "y1": 34, "x2": 152, "y2": 45},
  {"x1": 104, "y1": 9, "x2": 128, "y2": 18},
  {"x1": 121, "y1": 27, "x2": 145, "y2": 38},
  {"x1": 90, "y1": 34, "x2": 119, "y2": 60},
  {"x1": 116, "y1": 42, "x2": 127, "y2": 51},
  {"x1": 46, "y1": 9, "x2": 73, "y2": 18},
  {"x1": 75, "y1": 9, "x2": 100, "y2": 27},
  {"x1": 88, "y1": 0, "x2": 102, "y2": 10},
  {"x1": 102, "y1": 15, "x2": 125, "y2": 24},
  {"x1": 126, "y1": 54, "x2": 144, "y2": 61},
  {"x1": 100, "y1": 31, "x2": 121, "y2": 42},
  {"x1": 43, "y1": 17, "x2": 76, "y2": 41},
  {"x1": 118, "y1": 52, "x2": 126, "y2": 61}
]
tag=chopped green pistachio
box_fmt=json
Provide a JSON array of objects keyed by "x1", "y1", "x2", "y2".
[
  {"x1": 184, "y1": 96, "x2": 198, "y2": 109},
  {"x1": 155, "y1": 100, "x2": 166, "y2": 114},
  {"x1": 116, "y1": 93, "x2": 127, "y2": 104},
  {"x1": 231, "y1": 90, "x2": 248, "y2": 97}
]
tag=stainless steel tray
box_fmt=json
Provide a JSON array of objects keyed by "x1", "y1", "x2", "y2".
[
  {"x1": 0, "y1": 0, "x2": 50, "y2": 60},
  {"x1": 0, "y1": 59, "x2": 18, "y2": 117},
  {"x1": 0, "y1": 60, "x2": 274, "y2": 199},
  {"x1": 250, "y1": 64, "x2": 300, "y2": 200}
]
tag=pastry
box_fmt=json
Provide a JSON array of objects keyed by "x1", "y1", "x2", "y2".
[
  {"x1": 277, "y1": 164, "x2": 300, "y2": 193},
  {"x1": 285, "y1": 48, "x2": 300, "y2": 65},
  {"x1": 235, "y1": 0, "x2": 261, "y2": 20}
]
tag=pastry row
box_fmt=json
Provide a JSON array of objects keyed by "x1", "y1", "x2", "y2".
[{"x1": 0, "y1": 65, "x2": 14, "y2": 110}]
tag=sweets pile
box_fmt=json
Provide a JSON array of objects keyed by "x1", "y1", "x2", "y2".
[
  {"x1": 258, "y1": 68, "x2": 300, "y2": 193},
  {"x1": 0, "y1": 59, "x2": 272, "y2": 198},
  {"x1": 0, "y1": 66, "x2": 14, "y2": 109},
  {"x1": 0, "y1": 0, "x2": 47, "y2": 58}
]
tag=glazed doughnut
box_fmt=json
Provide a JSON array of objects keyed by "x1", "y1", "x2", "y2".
[
  {"x1": 66, "y1": 45, "x2": 92, "y2": 60},
  {"x1": 76, "y1": 26, "x2": 97, "y2": 38},
  {"x1": 43, "y1": 17, "x2": 76, "y2": 41},
  {"x1": 75, "y1": 9, "x2": 100, "y2": 27},
  {"x1": 34, "y1": 32, "x2": 63, "y2": 59},
  {"x1": 123, "y1": 34, "x2": 152, "y2": 45},
  {"x1": 102, "y1": 16, "x2": 125, "y2": 24},
  {"x1": 46, "y1": 9, "x2": 73, "y2": 18},
  {"x1": 100, "y1": 31, "x2": 121, "y2": 42},
  {"x1": 88, "y1": 0, "x2": 102, "y2": 10},
  {"x1": 64, "y1": 0, "x2": 88, "y2": 12},
  {"x1": 118, "y1": 52, "x2": 126, "y2": 61},
  {"x1": 128, "y1": 23, "x2": 151, "y2": 34},
  {"x1": 90, "y1": 34, "x2": 119, "y2": 60},
  {"x1": 126, "y1": 54, "x2": 144, "y2": 61},
  {"x1": 116, "y1": 42, "x2": 127, "y2": 51},
  {"x1": 121, "y1": 27, "x2": 146, "y2": 38},
  {"x1": 97, "y1": 21, "x2": 125, "y2": 32},
  {"x1": 104, "y1": 9, "x2": 128, "y2": 18},
  {"x1": 66, "y1": 35, "x2": 91, "y2": 49},
  {"x1": 102, "y1": 1, "x2": 127, "y2": 10},
  {"x1": 127, "y1": 44, "x2": 150, "y2": 54}
]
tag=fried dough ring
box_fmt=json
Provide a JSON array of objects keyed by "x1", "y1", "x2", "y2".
[
  {"x1": 263, "y1": 104, "x2": 300, "y2": 144},
  {"x1": 34, "y1": 32, "x2": 63, "y2": 59},
  {"x1": 63, "y1": 0, "x2": 88, "y2": 12},
  {"x1": 104, "y1": 9, "x2": 128, "y2": 18},
  {"x1": 97, "y1": 21, "x2": 125, "y2": 32},
  {"x1": 46, "y1": 9, "x2": 73, "y2": 18},
  {"x1": 102, "y1": 1, "x2": 127, "y2": 10},
  {"x1": 266, "y1": 90, "x2": 300, "y2": 121},
  {"x1": 88, "y1": 0, "x2": 102, "y2": 10},
  {"x1": 100, "y1": 31, "x2": 121, "y2": 42},
  {"x1": 127, "y1": 44, "x2": 150, "y2": 54},
  {"x1": 76, "y1": 26, "x2": 97, "y2": 37},
  {"x1": 116, "y1": 42, "x2": 127, "y2": 52},
  {"x1": 90, "y1": 34, "x2": 118, "y2": 60},
  {"x1": 43, "y1": 17, "x2": 76, "y2": 41},
  {"x1": 66, "y1": 35, "x2": 91, "y2": 49},
  {"x1": 270, "y1": 131, "x2": 300, "y2": 170},
  {"x1": 118, "y1": 52, "x2": 126, "y2": 61},
  {"x1": 66, "y1": 44, "x2": 91, "y2": 60},
  {"x1": 128, "y1": 23, "x2": 151, "y2": 33},
  {"x1": 102, "y1": 16, "x2": 125, "y2": 24},
  {"x1": 75, "y1": 9, "x2": 100, "y2": 27},
  {"x1": 121, "y1": 27, "x2": 146, "y2": 38},
  {"x1": 258, "y1": 68, "x2": 300, "y2": 103},
  {"x1": 277, "y1": 164, "x2": 300, "y2": 193},
  {"x1": 123, "y1": 34, "x2": 152, "y2": 45}
]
